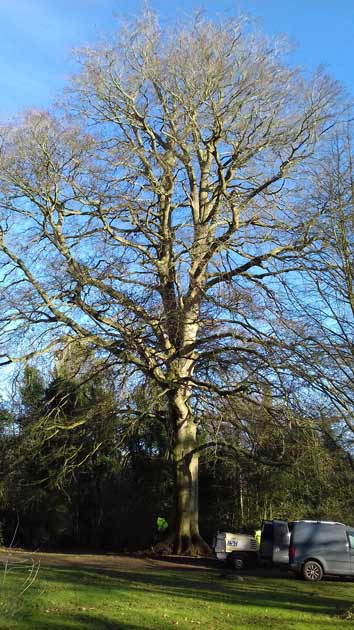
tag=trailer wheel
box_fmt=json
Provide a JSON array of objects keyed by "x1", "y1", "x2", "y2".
[
  {"x1": 228, "y1": 552, "x2": 247, "y2": 570},
  {"x1": 302, "y1": 560, "x2": 323, "y2": 582}
]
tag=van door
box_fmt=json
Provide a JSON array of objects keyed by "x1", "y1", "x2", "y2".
[
  {"x1": 260, "y1": 521, "x2": 273, "y2": 562},
  {"x1": 346, "y1": 528, "x2": 354, "y2": 575},
  {"x1": 260, "y1": 520, "x2": 290, "y2": 564},
  {"x1": 272, "y1": 520, "x2": 291, "y2": 564}
]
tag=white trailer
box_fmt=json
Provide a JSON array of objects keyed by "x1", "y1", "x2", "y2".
[{"x1": 213, "y1": 531, "x2": 259, "y2": 569}]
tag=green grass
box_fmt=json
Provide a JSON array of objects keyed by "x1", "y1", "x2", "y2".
[{"x1": 1, "y1": 560, "x2": 354, "y2": 629}]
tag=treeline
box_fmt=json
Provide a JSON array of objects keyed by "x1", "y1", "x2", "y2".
[{"x1": 0, "y1": 360, "x2": 353, "y2": 551}]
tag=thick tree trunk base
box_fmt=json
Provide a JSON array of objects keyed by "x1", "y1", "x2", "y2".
[{"x1": 152, "y1": 532, "x2": 212, "y2": 557}]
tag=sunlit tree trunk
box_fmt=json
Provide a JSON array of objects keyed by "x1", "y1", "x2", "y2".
[{"x1": 169, "y1": 388, "x2": 209, "y2": 554}]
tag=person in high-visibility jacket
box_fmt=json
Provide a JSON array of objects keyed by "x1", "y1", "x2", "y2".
[
  {"x1": 254, "y1": 529, "x2": 261, "y2": 547},
  {"x1": 157, "y1": 516, "x2": 168, "y2": 534}
]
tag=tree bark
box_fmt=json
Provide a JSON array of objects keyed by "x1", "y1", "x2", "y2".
[{"x1": 169, "y1": 388, "x2": 211, "y2": 555}]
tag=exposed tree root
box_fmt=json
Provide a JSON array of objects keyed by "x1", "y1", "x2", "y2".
[{"x1": 152, "y1": 533, "x2": 212, "y2": 557}]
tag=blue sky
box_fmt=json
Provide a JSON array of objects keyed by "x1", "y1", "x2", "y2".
[{"x1": 0, "y1": 0, "x2": 353, "y2": 118}]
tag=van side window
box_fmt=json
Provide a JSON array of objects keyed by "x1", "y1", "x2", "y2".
[{"x1": 347, "y1": 531, "x2": 354, "y2": 549}]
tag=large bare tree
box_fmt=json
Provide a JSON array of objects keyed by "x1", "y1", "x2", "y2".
[{"x1": 0, "y1": 12, "x2": 342, "y2": 552}]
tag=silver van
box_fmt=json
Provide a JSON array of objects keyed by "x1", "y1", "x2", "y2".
[{"x1": 289, "y1": 520, "x2": 354, "y2": 581}]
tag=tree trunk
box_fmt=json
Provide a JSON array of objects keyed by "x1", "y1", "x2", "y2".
[{"x1": 170, "y1": 389, "x2": 211, "y2": 555}]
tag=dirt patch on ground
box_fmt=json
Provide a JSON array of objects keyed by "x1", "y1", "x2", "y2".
[
  {"x1": 0, "y1": 548, "x2": 296, "y2": 583},
  {"x1": 0, "y1": 548, "x2": 218, "y2": 573}
]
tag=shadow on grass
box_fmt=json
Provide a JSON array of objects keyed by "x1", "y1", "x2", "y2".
[
  {"x1": 153, "y1": 555, "x2": 219, "y2": 569},
  {"x1": 37, "y1": 563, "x2": 354, "y2": 620},
  {"x1": 14, "y1": 614, "x2": 150, "y2": 630}
]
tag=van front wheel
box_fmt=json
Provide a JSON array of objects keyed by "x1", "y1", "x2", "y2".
[{"x1": 302, "y1": 560, "x2": 323, "y2": 582}]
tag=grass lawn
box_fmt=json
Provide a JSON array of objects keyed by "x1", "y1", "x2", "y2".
[{"x1": 0, "y1": 556, "x2": 354, "y2": 629}]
